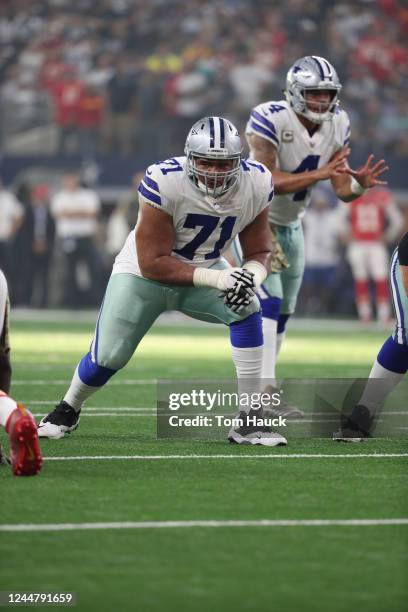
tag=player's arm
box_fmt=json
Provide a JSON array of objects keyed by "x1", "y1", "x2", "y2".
[
  {"x1": 247, "y1": 134, "x2": 349, "y2": 195},
  {"x1": 136, "y1": 202, "x2": 250, "y2": 292},
  {"x1": 398, "y1": 232, "x2": 408, "y2": 296},
  {"x1": 331, "y1": 154, "x2": 389, "y2": 202},
  {"x1": 136, "y1": 202, "x2": 195, "y2": 285},
  {"x1": 239, "y1": 207, "x2": 272, "y2": 274}
]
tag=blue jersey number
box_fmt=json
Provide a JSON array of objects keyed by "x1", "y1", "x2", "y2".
[
  {"x1": 292, "y1": 155, "x2": 320, "y2": 201},
  {"x1": 158, "y1": 158, "x2": 183, "y2": 175},
  {"x1": 174, "y1": 214, "x2": 237, "y2": 261}
]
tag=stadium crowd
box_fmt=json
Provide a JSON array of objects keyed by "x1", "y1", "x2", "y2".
[{"x1": 0, "y1": 0, "x2": 407, "y2": 160}]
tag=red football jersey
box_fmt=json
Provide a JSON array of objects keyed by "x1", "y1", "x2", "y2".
[{"x1": 350, "y1": 188, "x2": 393, "y2": 241}]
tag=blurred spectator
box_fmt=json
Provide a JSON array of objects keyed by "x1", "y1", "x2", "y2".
[
  {"x1": 77, "y1": 83, "x2": 105, "y2": 159},
  {"x1": 51, "y1": 172, "x2": 104, "y2": 307},
  {"x1": 0, "y1": 178, "x2": 24, "y2": 281},
  {"x1": 302, "y1": 188, "x2": 344, "y2": 315},
  {"x1": 51, "y1": 68, "x2": 84, "y2": 154},
  {"x1": 25, "y1": 184, "x2": 55, "y2": 308},
  {"x1": 341, "y1": 187, "x2": 403, "y2": 324},
  {"x1": 103, "y1": 59, "x2": 138, "y2": 155}
]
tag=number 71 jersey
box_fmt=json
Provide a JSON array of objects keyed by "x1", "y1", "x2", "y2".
[
  {"x1": 246, "y1": 99, "x2": 351, "y2": 226},
  {"x1": 113, "y1": 156, "x2": 273, "y2": 278}
]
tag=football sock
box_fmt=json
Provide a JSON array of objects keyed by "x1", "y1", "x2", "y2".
[
  {"x1": 276, "y1": 332, "x2": 285, "y2": 358},
  {"x1": 0, "y1": 392, "x2": 17, "y2": 428},
  {"x1": 63, "y1": 352, "x2": 117, "y2": 412},
  {"x1": 261, "y1": 318, "x2": 278, "y2": 381},
  {"x1": 359, "y1": 337, "x2": 408, "y2": 413},
  {"x1": 259, "y1": 294, "x2": 281, "y2": 382},
  {"x1": 230, "y1": 312, "x2": 263, "y2": 411},
  {"x1": 276, "y1": 313, "x2": 290, "y2": 359},
  {"x1": 0, "y1": 348, "x2": 11, "y2": 394}
]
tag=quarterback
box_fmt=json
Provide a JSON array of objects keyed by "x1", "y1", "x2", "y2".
[
  {"x1": 245, "y1": 55, "x2": 388, "y2": 409},
  {"x1": 39, "y1": 116, "x2": 287, "y2": 446},
  {"x1": 0, "y1": 269, "x2": 42, "y2": 475},
  {"x1": 334, "y1": 231, "x2": 408, "y2": 440}
]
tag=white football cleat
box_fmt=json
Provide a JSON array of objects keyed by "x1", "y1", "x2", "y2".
[{"x1": 228, "y1": 408, "x2": 287, "y2": 446}]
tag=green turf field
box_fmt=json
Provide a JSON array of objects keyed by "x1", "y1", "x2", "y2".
[{"x1": 1, "y1": 318, "x2": 407, "y2": 612}]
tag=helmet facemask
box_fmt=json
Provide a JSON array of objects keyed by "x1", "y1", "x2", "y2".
[{"x1": 186, "y1": 152, "x2": 241, "y2": 198}]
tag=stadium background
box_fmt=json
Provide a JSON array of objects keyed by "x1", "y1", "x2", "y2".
[{"x1": 0, "y1": 0, "x2": 407, "y2": 312}]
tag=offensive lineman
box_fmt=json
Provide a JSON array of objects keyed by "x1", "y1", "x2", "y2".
[
  {"x1": 39, "y1": 116, "x2": 287, "y2": 446},
  {"x1": 245, "y1": 55, "x2": 389, "y2": 408},
  {"x1": 0, "y1": 269, "x2": 42, "y2": 475},
  {"x1": 334, "y1": 231, "x2": 408, "y2": 440}
]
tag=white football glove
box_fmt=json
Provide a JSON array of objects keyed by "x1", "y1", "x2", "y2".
[{"x1": 193, "y1": 266, "x2": 255, "y2": 292}]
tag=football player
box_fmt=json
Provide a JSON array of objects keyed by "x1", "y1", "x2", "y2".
[
  {"x1": 245, "y1": 55, "x2": 388, "y2": 412},
  {"x1": 39, "y1": 116, "x2": 287, "y2": 446},
  {"x1": 334, "y1": 231, "x2": 408, "y2": 441},
  {"x1": 341, "y1": 186, "x2": 402, "y2": 324},
  {"x1": 0, "y1": 269, "x2": 42, "y2": 475}
]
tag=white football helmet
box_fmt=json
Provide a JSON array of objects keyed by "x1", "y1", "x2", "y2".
[
  {"x1": 185, "y1": 116, "x2": 242, "y2": 198},
  {"x1": 285, "y1": 56, "x2": 342, "y2": 124}
]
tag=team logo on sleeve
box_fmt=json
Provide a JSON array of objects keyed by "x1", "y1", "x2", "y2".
[{"x1": 282, "y1": 130, "x2": 294, "y2": 142}]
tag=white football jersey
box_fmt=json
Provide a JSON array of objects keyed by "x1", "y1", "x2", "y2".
[
  {"x1": 113, "y1": 156, "x2": 273, "y2": 278},
  {"x1": 246, "y1": 99, "x2": 350, "y2": 226}
]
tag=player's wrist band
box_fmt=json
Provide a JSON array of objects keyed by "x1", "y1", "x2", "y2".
[
  {"x1": 350, "y1": 177, "x2": 367, "y2": 196},
  {"x1": 193, "y1": 267, "x2": 220, "y2": 289},
  {"x1": 243, "y1": 260, "x2": 267, "y2": 287}
]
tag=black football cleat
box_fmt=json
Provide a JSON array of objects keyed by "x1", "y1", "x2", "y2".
[
  {"x1": 38, "y1": 401, "x2": 80, "y2": 439},
  {"x1": 333, "y1": 404, "x2": 374, "y2": 442}
]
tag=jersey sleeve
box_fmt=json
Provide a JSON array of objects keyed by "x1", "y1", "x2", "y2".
[
  {"x1": 252, "y1": 163, "x2": 274, "y2": 215},
  {"x1": 137, "y1": 162, "x2": 176, "y2": 216},
  {"x1": 340, "y1": 109, "x2": 351, "y2": 147},
  {"x1": 398, "y1": 232, "x2": 408, "y2": 266},
  {"x1": 246, "y1": 102, "x2": 281, "y2": 148}
]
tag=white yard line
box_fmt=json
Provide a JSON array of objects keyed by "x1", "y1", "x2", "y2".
[
  {"x1": 1, "y1": 518, "x2": 407, "y2": 533},
  {"x1": 42, "y1": 453, "x2": 408, "y2": 461}
]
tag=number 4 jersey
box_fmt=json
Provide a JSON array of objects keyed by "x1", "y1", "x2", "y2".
[
  {"x1": 113, "y1": 156, "x2": 273, "y2": 278},
  {"x1": 246, "y1": 99, "x2": 350, "y2": 226}
]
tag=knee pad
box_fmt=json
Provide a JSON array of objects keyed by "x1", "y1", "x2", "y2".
[
  {"x1": 78, "y1": 352, "x2": 117, "y2": 387},
  {"x1": 230, "y1": 311, "x2": 263, "y2": 348},
  {"x1": 377, "y1": 336, "x2": 408, "y2": 374}
]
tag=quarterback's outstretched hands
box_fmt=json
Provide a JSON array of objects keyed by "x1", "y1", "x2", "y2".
[
  {"x1": 316, "y1": 147, "x2": 351, "y2": 181},
  {"x1": 344, "y1": 154, "x2": 389, "y2": 189}
]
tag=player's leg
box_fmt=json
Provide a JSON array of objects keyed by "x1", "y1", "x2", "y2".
[
  {"x1": 334, "y1": 249, "x2": 408, "y2": 441},
  {"x1": 0, "y1": 391, "x2": 43, "y2": 475},
  {"x1": 0, "y1": 271, "x2": 42, "y2": 474},
  {"x1": 0, "y1": 269, "x2": 11, "y2": 394},
  {"x1": 369, "y1": 242, "x2": 391, "y2": 324},
  {"x1": 179, "y1": 282, "x2": 287, "y2": 446},
  {"x1": 38, "y1": 273, "x2": 167, "y2": 438},
  {"x1": 347, "y1": 242, "x2": 372, "y2": 323}
]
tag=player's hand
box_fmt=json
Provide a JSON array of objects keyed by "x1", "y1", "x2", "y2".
[
  {"x1": 343, "y1": 154, "x2": 389, "y2": 189},
  {"x1": 216, "y1": 268, "x2": 255, "y2": 292},
  {"x1": 222, "y1": 285, "x2": 255, "y2": 312},
  {"x1": 316, "y1": 147, "x2": 351, "y2": 180}
]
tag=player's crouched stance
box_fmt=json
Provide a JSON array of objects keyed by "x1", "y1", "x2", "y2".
[
  {"x1": 39, "y1": 117, "x2": 287, "y2": 447},
  {"x1": 334, "y1": 231, "x2": 408, "y2": 441},
  {"x1": 0, "y1": 269, "x2": 42, "y2": 475}
]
